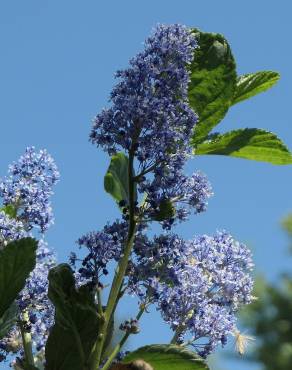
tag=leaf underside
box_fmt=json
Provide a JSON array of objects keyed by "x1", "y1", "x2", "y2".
[{"x1": 45, "y1": 264, "x2": 100, "y2": 370}]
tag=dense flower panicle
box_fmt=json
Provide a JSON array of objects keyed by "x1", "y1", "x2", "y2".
[
  {"x1": 128, "y1": 231, "x2": 254, "y2": 356},
  {"x1": 0, "y1": 211, "x2": 27, "y2": 248},
  {"x1": 90, "y1": 24, "x2": 197, "y2": 166},
  {"x1": 0, "y1": 147, "x2": 60, "y2": 232},
  {"x1": 90, "y1": 24, "x2": 213, "y2": 226}
]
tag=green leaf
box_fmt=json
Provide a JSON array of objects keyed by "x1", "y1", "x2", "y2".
[
  {"x1": 0, "y1": 204, "x2": 17, "y2": 218},
  {"x1": 189, "y1": 29, "x2": 237, "y2": 145},
  {"x1": 153, "y1": 199, "x2": 176, "y2": 222},
  {"x1": 195, "y1": 128, "x2": 292, "y2": 165},
  {"x1": 232, "y1": 71, "x2": 280, "y2": 106},
  {"x1": 123, "y1": 344, "x2": 209, "y2": 370},
  {"x1": 104, "y1": 152, "x2": 136, "y2": 205},
  {"x1": 0, "y1": 238, "x2": 37, "y2": 319},
  {"x1": 45, "y1": 264, "x2": 100, "y2": 370},
  {"x1": 0, "y1": 302, "x2": 18, "y2": 339}
]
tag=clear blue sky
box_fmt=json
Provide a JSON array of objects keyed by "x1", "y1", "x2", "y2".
[{"x1": 0, "y1": 1, "x2": 291, "y2": 369}]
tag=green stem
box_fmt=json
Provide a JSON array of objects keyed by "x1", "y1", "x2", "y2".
[
  {"x1": 170, "y1": 325, "x2": 184, "y2": 344},
  {"x1": 18, "y1": 312, "x2": 35, "y2": 367},
  {"x1": 101, "y1": 305, "x2": 145, "y2": 370},
  {"x1": 90, "y1": 150, "x2": 137, "y2": 370},
  {"x1": 96, "y1": 286, "x2": 104, "y2": 317}
]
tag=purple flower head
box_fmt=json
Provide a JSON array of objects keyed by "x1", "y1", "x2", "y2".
[
  {"x1": 90, "y1": 25, "x2": 213, "y2": 228},
  {"x1": 90, "y1": 24, "x2": 197, "y2": 166},
  {"x1": 0, "y1": 147, "x2": 60, "y2": 232},
  {"x1": 128, "y1": 231, "x2": 254, "y2": 355}
]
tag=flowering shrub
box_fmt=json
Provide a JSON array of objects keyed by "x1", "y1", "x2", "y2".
[{"x1": 0, "y1": 24, "x2": 291, "y2": 370}]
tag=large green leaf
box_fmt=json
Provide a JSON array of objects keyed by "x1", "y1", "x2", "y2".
[
  {"x1": 0, "y1": 238, "x2": 37, "y2": 318},
  {"x1": 45, "y1": 264, "x2": 100, "y2": 370},
  {"x1": 104, "y1": 152, "x2": 136, "y2": 205},
  {"x1": 123, "y1": 344, "x2": 209, "y2": 370},
  {"x1": 189, "y1": 29, "x2": 237, "y2": 146},
  {"x1": 232, "y1": 71, "x2": 280, "y2": 106},
  {"x1": 0, "y1": 302, "x2": 18, "y2": 339},
  {"x1": 195, "y1": 128, "x2": 292, "y2": 165}
]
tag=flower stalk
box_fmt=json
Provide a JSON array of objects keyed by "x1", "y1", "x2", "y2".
[
  {"x1": 18, "y1": 312, "x2": 34, "y2": 367},
  {"x1": 90, "y1": 149, "x2": 137, "y2": 370}
]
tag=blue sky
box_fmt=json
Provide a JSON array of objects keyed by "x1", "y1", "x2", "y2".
[{"x1": 0, "y1": 1, "x2": 291, "y2": 369}]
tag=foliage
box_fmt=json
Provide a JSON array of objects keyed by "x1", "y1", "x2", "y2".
[
  {"x1": 123, "y1": 344, "x2": 209, "y2": 370},
  {"x1": 195, "y1": 129, "x2": 292, "y2": 164},
  {"x1": 0, "y1": 23, "x2": 291, "y2": 370},
  {"x1": 0, "y1": 238, "x2": 37, "y2": 321},
  {"x1": 45, "y1": 264, "x2": 100, "y2": 370},
  {"x1": 189, "y1": 31, "x2": 290, "y2": 165}
]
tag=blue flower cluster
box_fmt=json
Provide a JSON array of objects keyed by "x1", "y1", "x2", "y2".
[
  {"x1": 0, "y1": 210, "x2": 27, "y2": 248},
  {"x1": 128, "y1": 231, "x2": 254, "y2": 356},
  {"x1": 73, "y1": 220, "x2": 151, "y2": 288},
  {"x1": 90, "y1": 24, "x2": 197, "y2": 163},
  {"x1": 71, "y1": 221, "x2": 127, "y2": 282},
  {"x1": 77, "y1": 23, "x2": 254, "y2": 359},
  {"x1": 91, "y1": 24, "x2": 211, "y2": 228},
  {"x1": 0, "y1": 148, "x2": 59, "y2": 365},
  {"x1": 0, "y1": 147, "x2": 60, "y2": 232}
]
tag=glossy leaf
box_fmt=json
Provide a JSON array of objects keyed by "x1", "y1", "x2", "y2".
[
  {"x1": 195, "y1": 128, "x2": 292, "y2": 165},
  {"x1": 232, "y1": 71, "x2": 280, "y2": 106},
  {"x1": 153, "y1": 199, "x2": 176, "y2": 222},
  {"x1": 104, "y1": 152, "x2": 136, "y2": 205},
  {"x1": 189, "y1": 29, "x2": 237, "y2": 145},
  {"x1": 123, "y1": 344, "x2": 209, "y2": 370},
  {"x1": 0, "y1": 238, "x2": 37, "y2": 319},
  {"x1": 45, "y1": 264, "x2": 100, "y2": 370},
  {"x1": 0, "y1": 204, "x2": 17, "y2": 218}
]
